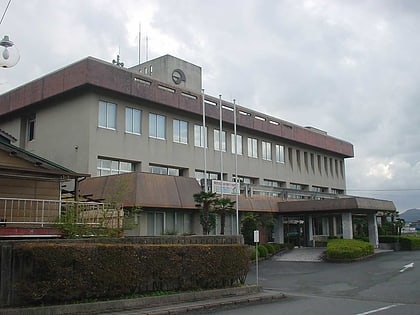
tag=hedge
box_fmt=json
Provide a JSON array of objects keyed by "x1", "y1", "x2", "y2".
[
  {"x1": 379, "y1": 235, "x2": 420, "y2": 250},
  {"x1": 326, "y1": 239, "x2": 374, "y2": 260},
  {"x1": 10, "y1": 242, "x2": 249, "y2": 307}
]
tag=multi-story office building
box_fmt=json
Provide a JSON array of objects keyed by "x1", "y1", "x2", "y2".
[{"x1": 0, "y1": 55, "x2": 394, "y2": 245}]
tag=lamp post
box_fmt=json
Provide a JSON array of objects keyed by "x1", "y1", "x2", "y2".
[{"x1": 0, "y1": 35, "x2": 19, "y2": 68}]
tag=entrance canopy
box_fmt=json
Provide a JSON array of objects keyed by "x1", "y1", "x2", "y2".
[{"x1": 278, "y1": 197, "x2": 396, "y2": 215}]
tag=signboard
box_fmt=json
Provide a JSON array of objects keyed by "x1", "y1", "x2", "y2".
[
  {"x1": 211, "y1": 180, "x2": 240, "y2": 195},
  {"x1": 254, "y1": 230, "x2": 260, "y2": 243}
]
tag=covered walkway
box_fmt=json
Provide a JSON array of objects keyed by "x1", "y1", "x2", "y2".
[{"x1": 274, "y1": 197, "x2": 396, "y2": 248}]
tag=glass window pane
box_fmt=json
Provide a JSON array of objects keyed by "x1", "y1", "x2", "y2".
[
  {"x1": 180, "y1": 121, "x2": 188, "y2": 143},
  {"x1": 149, "y1": 113, "x2": 156, "y2": 137},
  {"x1": 135, "y1": 109, "x2": 141, "y2": 134},
  {"x1": 107, "y1": 103, "x2": 116, "y2": 129},
  {"x1": 157, "y1": 115, "x2": 165, "y2": 139},
  {"x1": 98, "y1": 101, "x2": 107, "y2": 127},
  {"x1": 125, "y1": 108, "x2": 133, "y2": 132}
]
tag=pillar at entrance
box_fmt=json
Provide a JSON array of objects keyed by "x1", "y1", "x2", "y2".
[
  {"x1": 368, "y1": 213, "x2": 379, "y2": 248},
  {"x1": 273, "y1": 215, "x2": 284, "y2": 243},
  {"x1": 307, "y1": 215, "x2": 314, "y2": 247},
  {"x1": 342, "y1": 212, "x2": 353, "y2": 239}
]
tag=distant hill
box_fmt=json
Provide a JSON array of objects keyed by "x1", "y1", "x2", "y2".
[{"x1": 399, "y1": 208, "x2": 420, "y2": 223}]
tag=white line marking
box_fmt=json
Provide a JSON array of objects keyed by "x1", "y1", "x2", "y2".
[
  {"x1": 399, "y1": 262, "x2": 414, "y2": 273},
  {"x1": 355, "y1": 304, "x2": 400, "y2": 315}
]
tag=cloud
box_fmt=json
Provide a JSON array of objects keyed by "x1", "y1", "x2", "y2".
[{"x1": 1, "y1": 0, "x2": 419, "y2": 211}]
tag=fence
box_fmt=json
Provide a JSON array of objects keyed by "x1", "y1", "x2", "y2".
[{"x1": 0, "y1": 198, "x2": 122, "y2": 228}]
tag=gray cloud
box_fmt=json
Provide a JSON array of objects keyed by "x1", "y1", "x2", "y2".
[{"x1": 1, "y1": 0, "x2": 419, "y2": 211}]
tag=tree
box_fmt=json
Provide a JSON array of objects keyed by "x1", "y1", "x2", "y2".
[
  {"x1": 241, "y1": 212, "x2": 276, "y2": 245},
  {"x1": 193, "y1": 191, "x2": 217, "y2": 235},
  {"x1": 214, "y1": 197, "x2": 236, "y2": 235}
]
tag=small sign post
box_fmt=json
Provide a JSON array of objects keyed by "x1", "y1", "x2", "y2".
[{"x1": 254, "y1": 230, "x2": 260, "y2": 286}]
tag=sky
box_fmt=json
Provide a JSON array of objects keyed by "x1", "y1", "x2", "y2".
[{"x1": 0, "y1": 0, "x2": 419, "y2": 212}]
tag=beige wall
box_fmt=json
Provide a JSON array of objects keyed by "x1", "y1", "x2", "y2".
[{"x1": 0, "y1": 89, "x2": 347, "y2": 194}]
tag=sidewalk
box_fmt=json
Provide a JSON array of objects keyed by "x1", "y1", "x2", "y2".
[
  {"x1": 273, "y1": 247, "x2": 394, "y2": 263},
  {"x1": 274, "y1": 247, "x2": 325, "y2": 262},
  {"x1": 2, "y1": 286, "x2": 286, "y2": 315}
]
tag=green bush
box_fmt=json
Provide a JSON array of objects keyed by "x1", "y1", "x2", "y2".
[
  {"x1": 11, "y1": 242, "x2": 249, "y2": 307},
  {"x1": 257, "y1": 244, "x2": 269, "y2": 258},
  {"x1": 379, "y1": 235, "x2": 420, "y2": 250},
  {"x1": 399, "y1": 236, "x2": 420, "y2": 250},
  {"x1": 326, "y1": 239, "x2": 374, "y2": 260},
  {"x1": 263, "y1": 243, "x2": 275, "y2": 254}
]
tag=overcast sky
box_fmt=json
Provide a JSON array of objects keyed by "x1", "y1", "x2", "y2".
[{"x1": 1, "y1": 0, "x2": 419, "y2": 212}]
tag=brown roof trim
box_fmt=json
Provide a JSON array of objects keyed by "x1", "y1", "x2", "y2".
[
  {"x1": 0, "y1": 57, "x2": 354, "y2": 157},
  {"x1": 278, "y1": 197, "x2": 396, "y2": 214}
]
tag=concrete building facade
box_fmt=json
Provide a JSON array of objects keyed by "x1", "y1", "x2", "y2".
[{"x1": 0, "y1": 55, "x2": 394, "y2": 245}]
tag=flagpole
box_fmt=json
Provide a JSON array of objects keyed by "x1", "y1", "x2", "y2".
[
  {"x1": 234, "y1": 99, "x2": 239, "y2": 234},
  {"x1": 202, "y1": 89, "x2": 208, "y2": 193},
  {"x1": 219, "y1": 95, "x2": 223, "y2": 198}
]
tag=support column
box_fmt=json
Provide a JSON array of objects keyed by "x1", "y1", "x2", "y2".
[
  {"x1": 273, "y1": 215, "x2": 284, "y2": 244},
  {"x1": 307, "y1": 215, "x2": 314, "y2": 247},
  {"x1": 342, "y1": 212, "x2": 353, "y2": 240},
  {"x1": 332, "y1": 216, "x2": 337, "y2": 236},
  {"x1": 368, "y1": 213, "x2": 379, "y2": 248}
]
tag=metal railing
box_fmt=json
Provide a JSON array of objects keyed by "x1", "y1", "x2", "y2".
[{"x1": 0, "y1": 198, "x2": 122, "y2": 228}]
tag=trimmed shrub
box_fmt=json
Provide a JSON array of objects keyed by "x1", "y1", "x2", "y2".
[
  {"x1": 10, "y1": 242, "x2": 249, "y2": 307},
  {"x1": 326, "y1": 239, "x2": 374, "y2": 261},
  {"x1": 379, "y1": 235, "x2": 420, "y2": 250},
  {"x1": 263, "y1": 243, "x2": 275, "y2": 255},
  {"x1": 257, "y1": 244, "x2": 269, "y2": 258}
]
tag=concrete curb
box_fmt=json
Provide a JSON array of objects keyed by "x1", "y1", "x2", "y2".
[{"x1": 1, "y1": 285, "x2": 286, "y2": 315}]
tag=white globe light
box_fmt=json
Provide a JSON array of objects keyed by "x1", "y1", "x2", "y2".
[{"x1": 0, "y1": 35, "x2": 20, "y2": 68}]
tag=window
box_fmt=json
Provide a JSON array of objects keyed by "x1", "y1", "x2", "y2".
[
  {"x1": 173, "y1": 119, "x2": 188, "y2": 144},
  {"x1": 231, "y1": 134, "x2": 243, "y2": 155},
  {"x1": 149, "y1": 113, "x2": 166, "y2": 139},
  {"x1": 304, "y1": 152, "x2": 309, "y2": 172},
  {"x1": 97, "y1": 158, "x2": 134, "y2": 176},
  {"x1": 263, "y1": 179, "x2": 282, "y2": 187},
  {"x1": 296, "y1": 150, "x2": 301, "y2": 170},
  {"x1": 332, "y1": 188, "x2": 344, "y2": 195},
  {"x1": 247, "y1": 138, "x2": 258, "y2": 158},
  {"x1": 195, "y1": 170, "x2": 220, "y2": 182},
  {"x1": 98, "y1": 101, "x2": 117, "y2": 129},
  {"x1": 288, "y1": 148, "x2": 293, "y2": 168},
  {"x1": 275, "y1": 145, "x2": 285, "y2": 164},
  {"x1": 149, "y1": 165, "x2": 180, "y2": 176},
  {"x1": 310, "y1": 153, "x2": 315, "y2": 173},
  {"x1": 317, "y1": 155, "x2": 322, "y2": 174},
  {"x1": 125, "y1": 107, "x2": 141, "y2": 134},
  {"x1": 194, "y1": 124, "x2": 207, "y2": 147},
  {"x1": 214, "y1": 129, "x2": 226, "y2": 151},
  {"x1": 324, "y1": 157, "x2": 329, "y2": 175},
  {"x1": 262, "y1": 141, "x2": 272, "y2": 161},
  {"x1": 27, "y1": 114, "x2": 36, "y2": 141},
  {"x1": 232, "y1": 175, "x2": 255, "y2": 185}
]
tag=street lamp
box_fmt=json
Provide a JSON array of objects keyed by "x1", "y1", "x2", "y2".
[{"x1": 0, "y1": 35, "x2": 19, "y2": 68}]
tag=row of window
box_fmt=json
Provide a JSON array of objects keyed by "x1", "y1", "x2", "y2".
[
  {"x1": 97, "y1": 157, "x2": 344, "y2": 197},
  {"x1": 98, "y1": 101, "x2": 343, "y2": 177},
  {"x1": 98, "y1": 101, "x2": 287, "y2": 163}
]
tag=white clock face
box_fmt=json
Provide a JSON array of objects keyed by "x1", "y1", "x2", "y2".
[{"x1": 172, "y1": 69, "x2": 186, "y2": 84}]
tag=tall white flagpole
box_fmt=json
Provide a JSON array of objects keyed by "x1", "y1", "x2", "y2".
[
  {"x1": 138, "y1": 23, "x2": 141, "y2": 64},
  {"x1": 202, "y1": 89, "x2": 208, "y2": 192},
  {"x1": 219, "y1": 95, "x2": 223, "y2": 198},
  {"x1": 234, "y1": 99, "x2": 239, "y2": 234}
]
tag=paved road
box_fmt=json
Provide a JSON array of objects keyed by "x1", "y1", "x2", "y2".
[{"x1": 207, "y1": 250, "x2": 420, "y2": 315}]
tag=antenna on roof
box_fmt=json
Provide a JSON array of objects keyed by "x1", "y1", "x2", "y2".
[
  {"x1": 146, "y1": 35, "x2": 149, "y2": 61},
  {"x1": 138, "y1": 23, "x2": 141, "y2": 64},
  {"x1": 112, "y1": 47, "x2": 124, "y2": 67}
]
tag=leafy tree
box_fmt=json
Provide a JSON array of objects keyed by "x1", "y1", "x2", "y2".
[
  {"x1": 193, "y1": 191, "x2": 218, "y2": 235},
  {"x1": 214, "y1": 197, "x2": 236, "y2": 235},
  {"x1": 241, "y1": 212, "x2": 276, "y2": 245},
  {"x1": 241, "y1": 212, "x2": 259, "y2": 245}
]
